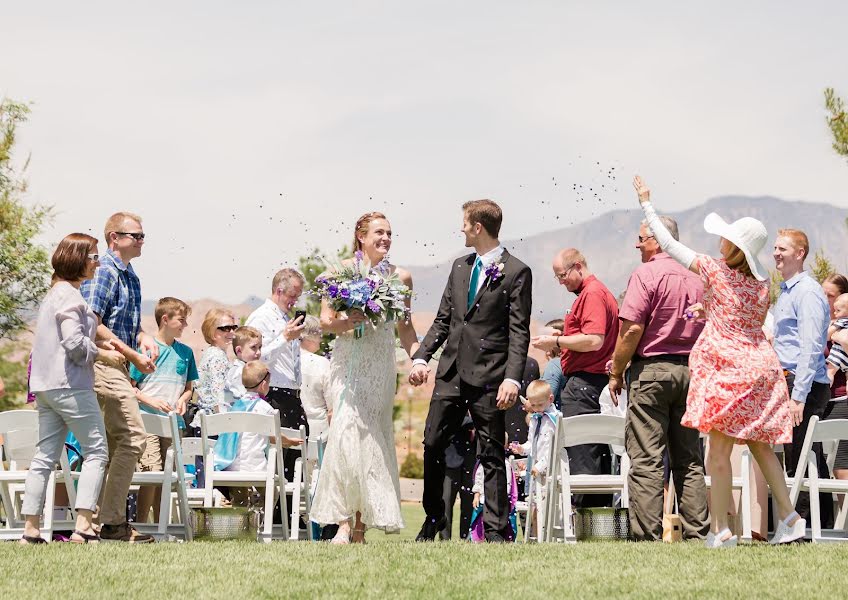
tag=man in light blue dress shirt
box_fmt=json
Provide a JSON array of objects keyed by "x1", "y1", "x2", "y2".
[{"x1": 772, "y1": 228, "x2": 832, "y2": 524}]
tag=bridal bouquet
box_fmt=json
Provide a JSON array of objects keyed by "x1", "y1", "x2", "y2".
[{"x1": 313, "y1": 251, "x2": 411, "y2": 337}]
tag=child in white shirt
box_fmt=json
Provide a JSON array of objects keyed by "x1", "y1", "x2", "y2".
[
  {"x1": 224, "y1": 326, "x2": 263, "y2": 411},
  {"x1": 509, "y1": 380, "x2": 558, "y2": 538}
]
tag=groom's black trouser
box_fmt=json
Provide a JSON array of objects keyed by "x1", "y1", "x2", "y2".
[{"x1": 423, "y1": 365, "x2": 509, "y2": 536}]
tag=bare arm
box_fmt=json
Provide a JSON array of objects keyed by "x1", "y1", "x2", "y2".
[
  {"x1": 319, "y1": 299, "x2": 366, "y2": 335},
  {"x1": 609, "y1": 320, "x2": 645, "y2": 378},
  {"x1": 394, "y1": 268, "x2": 420, "y2": 358}
]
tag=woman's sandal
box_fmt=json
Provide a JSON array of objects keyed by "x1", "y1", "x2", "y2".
[
  {"x1": 351, "y1": 528, "x2": 367, "y2": 544},
  {"x1": 20, "y1": 535, "x2": 47, "y2": 545},
  {"x1": 70, "y1": 530, "x2": 100, "y2": 544}
]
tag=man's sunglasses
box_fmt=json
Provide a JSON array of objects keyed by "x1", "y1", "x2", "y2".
[
  {"x1": 216, "y1": 325, "x2": 239, "y2": 332},
  {"x1": 115, "y1": 232, "x2": 146, "y2": 241}
]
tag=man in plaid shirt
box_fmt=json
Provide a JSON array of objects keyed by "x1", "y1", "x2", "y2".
[{"x1": 82, "y1": 211, "x2": 158, "y2": 543}]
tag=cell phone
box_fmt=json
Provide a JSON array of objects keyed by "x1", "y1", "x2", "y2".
[{"x1": 294, "y1": 310, "x2": 307, "y2": 322}]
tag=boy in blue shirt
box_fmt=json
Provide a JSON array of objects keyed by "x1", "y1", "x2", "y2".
[{"x1": 130, "y1": 297, "x2": 198, "y2": 523}]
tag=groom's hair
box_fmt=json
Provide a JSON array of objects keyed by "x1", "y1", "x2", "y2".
[{"x1": 462, "y1": 199, "x2": 502, "y2": 238}]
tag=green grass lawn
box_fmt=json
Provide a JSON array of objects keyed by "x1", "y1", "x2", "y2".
[{"x1": 3, "y1": 503, "x2": 848, "y2": 599}]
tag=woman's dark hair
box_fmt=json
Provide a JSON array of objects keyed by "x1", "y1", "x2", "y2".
[
  {"x1": 824, "y1": 273, "x2": 848, "y2": 295},
  {"x1": 52, "y1": 233, "x2": 97, "y2": 283}
]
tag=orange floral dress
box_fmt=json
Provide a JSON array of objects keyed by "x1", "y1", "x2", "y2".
[{"x1": 682, "y1": 255, "x2": 792, "y2": 443}]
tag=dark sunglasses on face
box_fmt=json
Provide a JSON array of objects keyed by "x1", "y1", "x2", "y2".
[
  {"x1": 216, "y1": 324, "x2": 239, "y2": 332},
  {"x1": 638, "y1": 235, "x2": 655, "y2": 243},
  {"x1": 87, "y1": 253, "x2": 99, "y2": 261},
  {"x1": 115, "y1": 231, "x2": 146, "y2": 241}
]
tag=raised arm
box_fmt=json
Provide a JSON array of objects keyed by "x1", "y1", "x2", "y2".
[{"x1": 633, "y1": 175, "x2": 700, "y2": 275}]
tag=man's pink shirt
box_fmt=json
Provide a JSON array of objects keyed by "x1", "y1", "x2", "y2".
[{"x1": 618, "y1": 253, "x2": 705, "y2": 357}]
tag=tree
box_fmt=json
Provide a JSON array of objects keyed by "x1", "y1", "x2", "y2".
[
  {"x1": 810, "y1": 249, "x2": 836, "y2": 284},
  {"x1": 825, "y1": 88, "x2": 848, "y2": 161},
  {"x1": 0, "y1": 98, "x2": 51, "y2": 341}
]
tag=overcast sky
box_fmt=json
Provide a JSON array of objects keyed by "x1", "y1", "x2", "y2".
[{"x1": 3, "y1": 1, "x2": 847, "y2": 303}]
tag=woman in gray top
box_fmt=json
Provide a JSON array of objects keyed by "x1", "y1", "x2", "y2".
[{"x1": 21, "y1": 233, "x2": 124, "y2": 544}]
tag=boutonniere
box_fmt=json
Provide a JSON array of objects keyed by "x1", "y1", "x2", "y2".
[{"x1": 484, "y1": 260, "x2": 505, "y2": 284}]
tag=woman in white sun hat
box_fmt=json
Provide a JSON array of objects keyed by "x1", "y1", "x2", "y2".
[{"x1": 633, "y1": 175, "x2": 804, "y2": 548}]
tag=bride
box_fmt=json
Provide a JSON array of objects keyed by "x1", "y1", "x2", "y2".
[{"x1": 309, "y1": 211, "x2": 419, "y2": 544}]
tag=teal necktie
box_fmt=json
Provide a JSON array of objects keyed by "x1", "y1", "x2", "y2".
[{"x1": 467, "y1": 257, "x2": 482, "y2": 311}]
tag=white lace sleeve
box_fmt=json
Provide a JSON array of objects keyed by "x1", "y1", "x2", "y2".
[{"x1": 641, "y1": 201, "x2": 697, "y2": 269}]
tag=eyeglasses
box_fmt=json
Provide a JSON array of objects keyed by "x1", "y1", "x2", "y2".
[
  {"x1": 87, "y1": 253, "x2": 99, "y2": 261},
  {"x1": 115, "y1": 232, "x2": 146, "y2": 241},
  {"x1": 554, "y1": 264, "x2": 576, "y2": 281},
  {"x1": 638, "y1": 235, "x2": 655, "y2": 243},
  {"x1": 216, "y1": 324, "x2": 239, "y2": 332}
]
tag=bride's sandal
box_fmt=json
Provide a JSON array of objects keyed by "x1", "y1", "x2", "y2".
[{"x1": 331, "y1": 523, "x2": 352, "y2": 545}]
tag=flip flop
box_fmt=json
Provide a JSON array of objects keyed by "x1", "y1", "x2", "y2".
[
  {"x1": 20, "y1": 535, "x2": 47, "y2": 545},
  {"x1": 70, "y1": 530, "x2": 100, "y2": 544}
]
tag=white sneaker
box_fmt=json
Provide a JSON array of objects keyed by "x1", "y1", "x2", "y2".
[
  {"x1": 769, "y1": 512, "x2": 806, "y2": 545},
  {"x1": 704, "y1": 528, "x2": 737, "y2": 549}
]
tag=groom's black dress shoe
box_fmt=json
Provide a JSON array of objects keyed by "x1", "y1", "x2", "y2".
[
  {"x1": 415, "y1": 516, "x2": 447, "y2": 542},
  {"x1": 484, "y1": 531, "x2": 507, "y2": 543}
]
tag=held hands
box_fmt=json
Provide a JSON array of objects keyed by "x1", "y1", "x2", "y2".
[
  {"x1": 496, "y1": 380, "x2": 519, "y2": 410},
  {"x1": 284, "y1": 315, "x2": 306, "y2": 341},
  {"x1": 138, "y1": 332, "x2": 160, "y2": 361},
  {"x1": 530, "y1": 335, "x2": 558, "y2": 353},
  {"x1": 129, "y1": 350, "x2": 156, "y2": 374},
  {"x1": 633, "y1": 175, "x2": 650, "y2": 204},
  {"x1": 408, "y1": 363, "x2": 430, "y2": 386}
]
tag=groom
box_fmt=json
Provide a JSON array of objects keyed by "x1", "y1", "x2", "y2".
[{"x1": 409, "y1": 199, "x2": 532, "y2": 542}]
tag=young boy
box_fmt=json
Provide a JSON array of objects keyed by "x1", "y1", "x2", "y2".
[
  {"x1": 214, "y1": 360, "x2": 300, "y2": 507},
  {"x1": 469, "y1": 432, "x2": 517, "y2": 542},
  {"x1": 224, "y1": 326, "x2": 263, "y2": 410},
  {"x1": 129, "y1": 297, "x2": 199, "y2": 523},
  {"x1": 827, "y1": 293, "x2": 848, "y2": 383},
  {"x1": 509, "y1": 380, "x2": 558, "y2": 538}
]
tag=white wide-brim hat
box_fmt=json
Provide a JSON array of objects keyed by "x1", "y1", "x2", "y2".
[{"x1": 703, "y1": 212, "x2": 769, "y2": 281}]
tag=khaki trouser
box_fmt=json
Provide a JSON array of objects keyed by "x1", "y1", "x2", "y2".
[
  {"x1": 625, "y1": 358, "x2": 710, "y2": 541},
  {"x1": 93, "y1": 361, "x2": 147, "y2": 525}
]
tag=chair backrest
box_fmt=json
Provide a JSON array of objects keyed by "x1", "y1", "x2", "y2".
[
  {"x1": 0, "y1": 410, "x2": 39, "y2": 468},
  {"x1": 181, "y1": 437, "x2": 213, "y2": 459},
  {"x1": 199, "y1": 409, "x2": 283, "y2": 470},
  {"x1": 556, "y1": 414, "x2": 625, "y2": 449},
  {"x1": 809, "y1": 418, "x2": 848, "y2": 444},
  {"x1": 201, "y1": 411, "x2": 279, "y2": 437},
  {"x1": 280, "y1": 425, "x2": 307, "y2": 450},
  {"x1": 140, "y1": 411, "x2": 173, "y2": 438}
]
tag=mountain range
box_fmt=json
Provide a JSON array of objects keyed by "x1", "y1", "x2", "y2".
[{"x1": 140, "y1": 196, "x2": 847, "y2": 323}]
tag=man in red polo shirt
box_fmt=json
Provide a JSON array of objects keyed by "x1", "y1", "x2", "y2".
[{"x1": 532, "y1": 248, "x2": 619, "y2": 507}]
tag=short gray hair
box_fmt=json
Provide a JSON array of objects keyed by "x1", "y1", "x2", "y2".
[
  {"x1": 641, "y1": 216, "x2": 680, "y2": 242},
  {"x1": 271, "y1": 268, "x2": 305, "y2": 294},
  {"x1": 302, "y1": 315, "x2": 322, "y2": 340}
]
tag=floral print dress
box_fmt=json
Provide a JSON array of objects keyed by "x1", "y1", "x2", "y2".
[{"x1": 682, "y1": 255, "x2": 792, "y2": 444}]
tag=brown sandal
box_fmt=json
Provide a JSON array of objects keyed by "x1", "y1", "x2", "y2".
[
  {"x1": 70, "y1": 530, "x2": 100, "y2": 544},
  {"x1": 20, "y1": 535, "x2": 47, "y2": 545}
]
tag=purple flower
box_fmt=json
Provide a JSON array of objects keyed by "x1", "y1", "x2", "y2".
[
  {"x1": 355, "y1": 250, "x2": 364, "y2": 261},
  {"x1": 484, "y1": 261, "x2": 505, "y2": 282},
  {"x1": 327, "y1": 284, "x2": 339, "y2": 297},
  {"x1": 367, "y1": 299, "x2": 382, "y2": 313},
  {"x1": 340, "y1": 288, "x2": 351, "y2": 299}
]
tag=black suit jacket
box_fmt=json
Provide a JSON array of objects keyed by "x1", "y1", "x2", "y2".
[{"x1": 413, "y1": 249, "x2": 533, "y2": 388}]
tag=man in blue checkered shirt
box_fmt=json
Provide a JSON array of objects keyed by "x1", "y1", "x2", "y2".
[{"x1": 81, "y1": 211, "x2": 159, "y2": 543}]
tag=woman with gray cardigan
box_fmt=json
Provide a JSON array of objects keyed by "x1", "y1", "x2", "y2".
[{"x1": 20, "y1": 233, "x2": 124, "y2": 544}]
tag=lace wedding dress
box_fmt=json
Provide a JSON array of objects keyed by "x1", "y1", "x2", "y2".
[{"x1": 309, "y1": 321, "x2": 404, "y2": 532}]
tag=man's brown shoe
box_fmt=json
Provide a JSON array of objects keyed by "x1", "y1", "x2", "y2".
[{"x1": 100, "y1": 522, "x2": 154, "y2": 543}]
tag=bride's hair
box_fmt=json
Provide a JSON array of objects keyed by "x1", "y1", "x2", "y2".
[{"x1": 352, "y1": 211, "x2": 388, "y2": 251}]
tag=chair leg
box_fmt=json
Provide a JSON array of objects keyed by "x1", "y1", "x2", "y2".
[
  {"x1": 289, "y1": 460, "x2": 302, "y2": 541},
  {"x1": 810, "y1": 479, "x2": 822, "y2": 543},
  {"x1": 741, "y1": 458, "x2": 753, "y2": 542},
  {"x1": 42, "y1": 473, "x2": 56, "y2": 542},
  {"x1": 262, "y1": 480, "x2": 275, "y2": 544}
]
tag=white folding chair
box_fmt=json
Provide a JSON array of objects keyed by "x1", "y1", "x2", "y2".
[
  {"x1": 543, "y1": 413, "x2": 629, "y2": 543},
  {"x1": 702, "y1": 433, "x2": 753, "y2": 542},
  {"x1": 129, "y1": 412, "x2": 194, "y2": 541},
  {"x1": 200, "y1": 409, "x2": 289, "y2": 542},
  {"x1": 179, "y1": 437, "x2": 215, "y2": 508},
  {"x1": 0, "y1": 410, "x2": 56, "y2": 541},
  {"x1": 788, "y1": 416, "x2": 848, "y2": 543},
  {"x1": 280, "y1": 425, "x2": 310, "y2": 541}
]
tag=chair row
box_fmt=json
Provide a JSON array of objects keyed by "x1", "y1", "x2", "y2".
[{"x1": 0, "y1": 408, "x2": 321, "y2": 543}]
